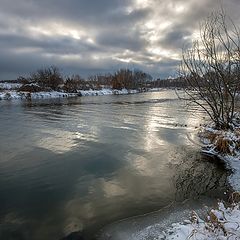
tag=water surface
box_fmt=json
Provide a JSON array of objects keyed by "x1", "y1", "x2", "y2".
[{"x1": 0, "y1": 90, "x2": 229, "y2": 239}]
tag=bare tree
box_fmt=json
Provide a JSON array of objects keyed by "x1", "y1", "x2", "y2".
[
  {"x1": 63, "y1": 74, "x2": 85, "y2": 92},
  {"x1": 111, "y1": 69, "x2": 151, "y2": 90},
  {"x1": 31, "y1": 66, "x2": 64, "y2": 91},
  {"x1": 179, "y1": 9, "x2": 240, "y2": 130}
]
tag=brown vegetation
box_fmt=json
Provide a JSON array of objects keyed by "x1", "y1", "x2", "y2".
[
  {"x1": 16, "y1": 68, "x2": 153, "y2": 93},
  {"x1": 201, "y1": 127, "x2": 240, "y2": 155},
  {"x1": 30, "y1": 66, "x2": 64, "y2": 91},
  {"x1": 214, "y1": 136, "x2": 232, "y2": 154},
  {"x1": 18, "y1": 84, "x2": 44, "y2": 92},
  {"x1": 63, "y1": 75, "x2": 85, "y2": 93}
]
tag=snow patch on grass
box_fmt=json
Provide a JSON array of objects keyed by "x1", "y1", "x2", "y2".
[{"x1": 165, "y1": 201, "x2": 240, "y2": 240}]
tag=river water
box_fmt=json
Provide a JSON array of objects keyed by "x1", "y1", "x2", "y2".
[{"x1": 0, "y1": 90, "x2": 229, "y2": 240}]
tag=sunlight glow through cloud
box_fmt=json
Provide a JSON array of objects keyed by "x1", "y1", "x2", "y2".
[{"x1": 135, "y1": 0, "x2": 150, "y2": 8}]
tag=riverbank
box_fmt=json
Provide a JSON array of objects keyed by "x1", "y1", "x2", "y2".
[
  {"x1": 164, "y1": 200, "x2": 240, "y2": 239},
  {"x1": 0, "y1": 87, "x2": 165, "y2": 100},
  {"x1": 97, "y1": 196, "x2": 240, "y2": 240},
  {"x1": 0, "y1": 88, "x2": 142, "y2": 100},
  {"x1": 199, "y1": 117, "x2": 240, "y2": 191}
]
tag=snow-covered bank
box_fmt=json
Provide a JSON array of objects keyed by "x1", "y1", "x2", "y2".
[
  {"x1": 0, "y1": 91, "x2": 79, "y2": 100},
  {"x1": 165, "y1": 201, "x2": 240, "y2": 240},
  {"x1": 199, "y1": 117, "x2": 240, "y2": 191},
  {"x1": 0, "y1": 82, "x2": 22, "y2": 90},
  {"x1": 78, "y1": 88, "x2": 138, "y2": 96},
  {"x1": 0, "y1": 88, "x2": 140, "y2": 100}
]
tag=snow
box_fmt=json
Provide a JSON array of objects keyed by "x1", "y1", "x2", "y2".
[
  {"x1": 164, "y1": 202, "x2": 240, "y2": 240},
  {"x1": 98, "y1": 198, "x2": 240, "y2": 240},
  {"x1": 0, "y1": 82, "x2": 22, "y2": 90},
  {"x1": 0, "y1": 82, "x2": 162, "y2": 100},
  {"x1": 78, "y1": 88, "x2": 139, "y2": 96},
  {"x1": 148, "y1": 88, "x2": 163, "y2": 92},
  {"x1": 104, "y1": 201, "x2": 240, "y2": 240},
  {"x1": 0, "y1": 91, "x2": 78, "y2": 100},
  {"x1": 98, "y1": 199, "x2": 210, "y2": 240},
  {"x1": 225, "y1": 155, "x2": 240, "y2": 192},
  {"x1": 0, "y1": 88, "x2": 140, "y2": 100}
]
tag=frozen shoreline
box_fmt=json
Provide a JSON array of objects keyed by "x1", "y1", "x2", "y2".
[
  {"x1": 164, "y1": 201, "x2": 240, "y2": 240},
  {"x1": 0, "y1": 88, "x2": 145, "y2": 100}
]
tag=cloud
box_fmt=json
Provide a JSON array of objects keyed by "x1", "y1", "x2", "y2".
[
  {"x1": 158, "y1": 27, "x2": 191, "y2": 49},
  {"x1": 0, "y1": 0, "x2": 239, "y2": 79}
]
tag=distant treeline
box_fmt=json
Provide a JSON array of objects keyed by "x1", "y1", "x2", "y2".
[
  {"x1": 148, "y1": 78, "x2": 186, "y2": 88},
  {"x1": 0, "y1": 66, "x2": 187, "y2": 92}
]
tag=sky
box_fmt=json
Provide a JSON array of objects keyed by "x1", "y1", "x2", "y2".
[{"x1": 0, "y1": 0, "x2": 239, "y2": 80}]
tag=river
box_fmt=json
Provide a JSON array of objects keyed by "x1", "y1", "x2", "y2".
[{"x1": 0, "y1": 90, "x2": 230, "y2": 240}]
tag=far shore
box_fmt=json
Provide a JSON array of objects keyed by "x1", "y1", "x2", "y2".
[{"x1": 0, "y1": 85, "x2": 165, "y2": 101}]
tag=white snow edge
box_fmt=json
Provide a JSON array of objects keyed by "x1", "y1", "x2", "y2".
[
  {"x1": 0, "y1": 88, "x2": 141, "y2": 100},
  {"x1": 164, "y1": 202, "x2": 240, "y2": 240}
]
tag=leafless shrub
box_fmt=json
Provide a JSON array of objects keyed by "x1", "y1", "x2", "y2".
[
  {"x1": 112, "y1": 69, "x2": 150, "y2": 90},
  {"x1": 30, "y1": 66, "x2": 64, "y2": 91},
  {"x1": 63, "y1": 75, "x2": 85, "y2": 92},
  {"x1": 179, "y1": 9, "x2": 240, "y2": 130},
  {"x1": 17, "y1": 76, "x2": 30, "y2": 85},
  {"x1": 18, "y1": 84, "x2": 44, "y2": 93}
]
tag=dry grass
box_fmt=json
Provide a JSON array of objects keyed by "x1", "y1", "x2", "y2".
[
  {"x1": 201, "y1": 128, "x2": 240, "y2": 155},
  {"x1": 199, "y1": 130, "x2": 218, "y2": 144},
  {"x1": 206, "y1": 211, "x2": 227, "y2": 236},
  {"x1": 215, "y1": 137, "x2": 232, "y2": 154},
  {"x1": 206, "y1": 132, "x2": 218, "y2": 142},
  {"x1": 229, "y1": 192, "x2": 240, "y2": 204}
]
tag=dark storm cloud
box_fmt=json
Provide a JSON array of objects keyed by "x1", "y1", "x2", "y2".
[
  {"x1": 0, "y1": 0, "x2": 239, "y2": 79},
  {"x1": 158, "y1": 26, "x2": 192, "y2": 49},
  {"x1": 0, "y1": 32, "x2": 100, "y2": 54},
  {"x1": 96, "y1": 29, "x2": 147, "y2": 52},
  {"x1": 0, "y1": 0, "x2": 135, "y2": 27}
]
